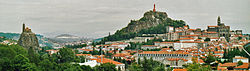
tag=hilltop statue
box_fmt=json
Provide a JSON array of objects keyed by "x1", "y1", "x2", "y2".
[
  {"x1": 18, "y1": 23, "x2": 39, "y2": 51},
  {"x1": 153, "y1": 4, "x2": 156, "y2": 12}
]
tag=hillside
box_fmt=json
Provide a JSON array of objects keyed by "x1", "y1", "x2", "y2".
[{"x1": 102, "y1": 10, "x2": 187, "y2": 42}]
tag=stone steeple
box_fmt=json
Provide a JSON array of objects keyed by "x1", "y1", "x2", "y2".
[{"x1": 217, "y1": 16, "x2": 221, "y2": 26}]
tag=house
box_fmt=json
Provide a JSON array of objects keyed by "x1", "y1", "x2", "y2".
[
  {"x1": 154, "y1": 42, "x2": 174, "y2": 48},
  {"x1": 213, "y1": 51, "x2": 224, "y2": 58},
  {"x1": 233, "y1": 56, "x2": 249, "y2": 63},
  {"x1": 46, "y1": 49, "x2": 59, "y2": 55},
  {"x1": 112, "y1": 53, "x2": 134, "y2": 61},
  {"x1": 172, "y1": 69, "x2": 187, "y2": 71},
  {"x1": 88, "y1": 57, "x2": 125, "y2": 71},
  {"x1": 79, "y1": 49, "x2": 93, "y2": 53},
  {"x1": 141, "y1": 45, "x2": 160, "y2": 50},
  {"x1": 137, "y1": 51, "x2": 192, "y2": 68},
  {"x1": 179, "y1": 38, "x2": 194, "y2": 42},
  {"x1": 163, "y1": 58, "x2": 188, "y2": 68},
  {"x1": 205, "y1": 32, "x2": 218, "y2": 38},
  {"x1": 234, "y1": 63, "x2": 249, "y2": 70}
]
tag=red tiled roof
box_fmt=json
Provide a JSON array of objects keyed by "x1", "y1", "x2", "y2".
[
  {"x1": 208, "y1": 26, "x2": 219, "y2": 27},
  {"x1": 76, "y1": 54, "x2": 92, "y2": 56},
  {"x1": 188, "y1": 29, "x2": 196, "y2": 31},
  {"x1": 166, "y1": 58, "x2": 188, "y2": 61},
  {"x1": 46, "y1": 49, "x2": 59, "y2": 52},
  {"x1": 180, "y1": 35, "x2": 199, "y2": 37},
  {"x1": 81, "y1": 49, "x2": 93, "y2": 51},
  {"x1": 142, "y1": 45, "x2": 158, "y2": 47},
  {"x1": 234, "y1": 63, "x2": 249, "y2": 69},
  {"x1": 234, "y1": 56, "x2": 248, "y2": 59},
  {"x1": 91, "y1": 57, "x2": 123, "y2": 65},
  {"x1": 214, "y1": 51, "x2": 224, "y2": 54},
  {"x1": 139, "y1": 51, "x2": 189, "y2": 54},
  {"x1": 206, "y1": 32, "x2": 217, "y2": 34},
  {"x1": 173, "y1": 69, "x2": 187, "y2": 71},
  {"x1": 181, "y1": 41, "x2": 204, "y2": 43},
  {"x1": 220, "y1": 63, "x2": 237, "y2": 67},
  {"x1": 179, "y1": 38, "x2": 194, "y2": 40},
  {"x1": 113, "y1": 53, "x2": 131, "y2": 57}
]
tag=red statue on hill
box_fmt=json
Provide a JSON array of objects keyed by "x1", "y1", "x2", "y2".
[{"x1": 153, "y1": 4, "x2": 156, "y2": 12}]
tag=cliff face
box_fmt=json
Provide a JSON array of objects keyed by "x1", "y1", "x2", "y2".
[
  {"x1": 120, "y1": 11, "x2": 168, "y2": 33},
  {"x1": 18, "y1": 24, "x2": 39, "y2": 50}
]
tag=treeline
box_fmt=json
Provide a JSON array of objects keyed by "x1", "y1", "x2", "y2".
[
  {"x1": 223, "y1": 46, "x2": 250, "y2": 62},
  {"x1": 128, "y1": 57, "x2": 165, "y2": 71},
  {"x1": 0, "y1": 44, "x2": 117, "y2": 71}
]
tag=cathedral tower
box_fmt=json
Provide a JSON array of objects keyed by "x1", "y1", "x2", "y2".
[{"x1": 217, "y1": 16, "x2": 221, "y2": 26}]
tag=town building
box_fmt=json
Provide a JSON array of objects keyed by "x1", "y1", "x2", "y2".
[
  {"x1": 137, "y1": 51, "x2": 192, "y2": 68},
  {"x1": 207, "y1": 16, "x2": 230, "y2": 40}
]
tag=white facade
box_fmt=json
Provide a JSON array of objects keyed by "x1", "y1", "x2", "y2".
[{"x1": 233, "y1": 56, "x2": 249, "y2": 63}]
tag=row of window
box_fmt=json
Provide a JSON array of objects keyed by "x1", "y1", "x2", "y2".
[{"x1": 138, "y1": 54, "x2": 189, "y2": 57}]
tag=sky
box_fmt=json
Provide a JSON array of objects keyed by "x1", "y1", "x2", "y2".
[{"x1": 0, "y1": 0, "x2": 249, "y2": 38}]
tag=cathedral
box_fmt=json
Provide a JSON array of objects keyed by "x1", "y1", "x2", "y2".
[{"x1": 207, "y1": 16, "x2": 231, "y2": 41}]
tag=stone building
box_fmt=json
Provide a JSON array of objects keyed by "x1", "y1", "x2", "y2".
[
  {"x1": 207, "y1": 16, "x2": 230, "y2": 40},
  {"x1": 137, "y1": 51, "x2": 192, "y2": 68}
]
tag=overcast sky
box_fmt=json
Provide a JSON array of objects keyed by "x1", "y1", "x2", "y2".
[{"x1": 0, "y1": 0, "x2": 249, "y2": 38}]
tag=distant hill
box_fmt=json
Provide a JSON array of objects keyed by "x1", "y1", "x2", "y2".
[
  {"x1": 48, "y1": 34, "x2": 92, "y2": 43},
  {"x1": 102, "y1": 10, "x2": 187, "y2": 42},
  {"x1": 55, "y1": 34, "x2": 79, "y2": 39}
]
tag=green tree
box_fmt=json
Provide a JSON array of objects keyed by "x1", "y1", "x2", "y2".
[
  {"x1": 12, "y1": 54, "x2": 37, "y2": 71},
  {"x1": 38, "y1": 59, "x2": 57, "y2": 71},
  {"x1": 94, "y1": 63, "x2": 117, "y2": 71},
  {"x1": 203, "y1": 54, "x2": 216, "y2": 65},
  {"x1": 237, "y1": 60, "x2": 243, "y2": 66},
  {"x1": 186, "y1": 63, "x2": 211, "y2": 71},
  {"x1": 28, "y1": 47, "x2": 40, "y2": 64},
  {"x1": 204, "y1": 38, "x2": 210, "y2": 41},
  {"x1": 58, "y1": 48, "x2": 75, "y2": 63},
  {"x1": 128, "y1": 63, "x2": 142, "y2": 71}
]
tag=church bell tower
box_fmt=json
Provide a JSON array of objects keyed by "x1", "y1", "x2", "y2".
[{"x1": 217, "y1": 16, "x2": 221, "y2": 26}]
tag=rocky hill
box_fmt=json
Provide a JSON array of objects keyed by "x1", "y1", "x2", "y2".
[
  {"x1": 18, "y1": 25, "x2": 39, "y2": 50},
  {"x1": 102, "y1": 10, "x2": 187, "y2": 42},
  {"x1": 121, "y1": 11, "x2": 169, "y2": 33}
]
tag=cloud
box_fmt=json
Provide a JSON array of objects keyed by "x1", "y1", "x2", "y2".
[{"x1": 0, "y1": 0, "x2": 249, "y2": 38}]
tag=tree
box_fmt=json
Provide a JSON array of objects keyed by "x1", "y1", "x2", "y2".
[
  {"x1": 28, "y1": 47, "x2": 40, "y2": 64},
  {"x1": 38, "y1": 59, "x2": 57, "y2": 71},
  {"x1": 128, "y1": 63, "x2": 143, "y2": 71},
  {"x1": 12, "y1": 54, "x2": 37, "y2": 71},
  {"x1": 237, "y1": 60, "x2": 243, "y2": 66},
  {"x1": 94, "y1": 63, "x2": 117, "y2": 71},
  {"x1": 203, "y1": 54, "x2": 216, "y2": 65},
  {"x1": 58, "y1": 48, "x2": 75, "y2": 63},
  {"x1": 204, "y1": 38, "x2": 210, "y2": 41},
  {"x1": 186, "y1": 63, "x2": 211, "y2": 71}
]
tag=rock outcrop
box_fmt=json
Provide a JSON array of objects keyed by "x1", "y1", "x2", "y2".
[
  {"x1": 18, "y1": 24, "x2": 39, "y2": 50},
  {"x1": 120, "y1": 11, "x2": 168, "y2": 33}
]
